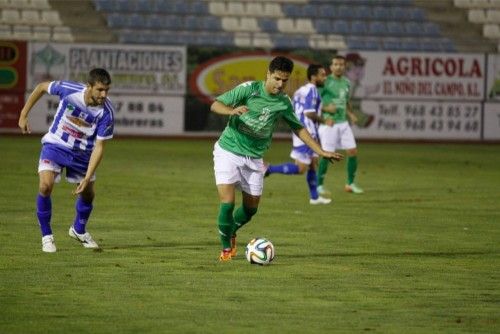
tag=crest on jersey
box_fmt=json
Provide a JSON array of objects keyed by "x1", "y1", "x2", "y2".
[
  {"x1": 259, "y1": 107, "x2": 271, "y2": 122},
  {"x1": 65, "y1": 104, "x2": 91, "y2": 127}
]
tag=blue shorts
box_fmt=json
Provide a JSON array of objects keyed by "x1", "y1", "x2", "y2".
[
  {"x1": 290, "y1": 145, "x2": 317, "y2": 165},
  {"x1": 38, "y1": 143, "x2": 94, "y2": 183}
]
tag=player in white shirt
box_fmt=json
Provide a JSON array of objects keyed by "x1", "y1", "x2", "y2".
[
  {"x1": 18, "y1": 68, "x2": 114, "y2": 252},
  {"x1": 265, "y1": 64, "x2": 332, "y2": 204}
]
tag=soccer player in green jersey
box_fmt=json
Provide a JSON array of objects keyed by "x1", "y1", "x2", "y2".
[
  {"x1": 317, "y1": 55, "x2": 364, "y2": 195},
  {"x1": 211, "y1": 56, "x2": 343, "y2": 261}
]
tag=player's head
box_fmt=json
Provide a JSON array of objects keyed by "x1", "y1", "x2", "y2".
[
  {"x1": 265, "y1": 56, "x2": 294, "y2": 95},
  {"x1": 86, "y1": 68, "x2": 111, "y2": 106},
  {"x1": 307, "y1": 64, "x2": 327, "y2": 87},
  {"x1": 88, "y1": 68, "x2": 112, "y2": 86},
  {"x1": 330, "y1": 55, "x2": 346, "y2": 78}
]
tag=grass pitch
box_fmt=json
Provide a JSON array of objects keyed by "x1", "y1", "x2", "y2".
[{"x1": 0, "y1": 136, "x2": 499, "y2": 333}]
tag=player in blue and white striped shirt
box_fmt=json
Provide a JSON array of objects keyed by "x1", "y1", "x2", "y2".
[
  {"x1": 18, "y1": 68, "x2": 114, "y2": 252},
  {"x1": 265, "y1": 64, "x2": 332, "y2": 204}
]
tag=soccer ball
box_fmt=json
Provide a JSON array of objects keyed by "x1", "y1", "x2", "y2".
[{"x1": 245, "y1": 237, "x2": 275, "y2": 265}]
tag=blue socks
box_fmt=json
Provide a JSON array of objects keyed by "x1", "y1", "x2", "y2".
[
  {"x1": 73, "y1": 197, "x2": 93, "y2": 234},
  {"x1": 267, "y1": 163, "x2": 300, "y2": 175},
  {"x1": 306, "y1": 169, "x2": 319, "y2": 200},
  {"x1": 36, "y1": 194, "x2": 93, "y2": 236},
  {"x1": 36, "y1": 194, "x2": 52, "y2": 236},
  {"x1": 266, "y1": 163, "x2": 319, "y2": 199}
]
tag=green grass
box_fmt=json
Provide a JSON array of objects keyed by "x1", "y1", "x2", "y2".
[{"x1": 0, "y1": 136, "x2": 499, "y2": 333}]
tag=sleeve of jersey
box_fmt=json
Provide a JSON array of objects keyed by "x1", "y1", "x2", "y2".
[
  {"x1": 302, "y1": 89, "x2": 316, "y2": 114},
  {"x1": 282, "y1": 98, "x2": 304, "y2": 131},
  {"x1": 48, "y1": 81, "x2": 64, "y2": 97},
  {"x1": 215, "y1": 81, "x2": 252, "y2": 107},
  {"x1": 96, "y1": 104, "x2": 114, "y2": 140}
]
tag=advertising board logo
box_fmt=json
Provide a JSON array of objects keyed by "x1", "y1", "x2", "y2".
[
  {"x1": 30, "y1": 44, "x2": 66, "y2": 83},
  {"x1": 189, "y1": 52, "x2": 311, "y2": 104},
  {"x1": 0, "y1": 42, "x2": 19, "y2": 89}
]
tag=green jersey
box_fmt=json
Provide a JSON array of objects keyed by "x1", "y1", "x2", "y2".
[
  {"x1": 216, "y1": 81, "x2": 303, "y2": 158},
  {"x1": 319, "y1": 75, "x2": 351, "y2": 123}
]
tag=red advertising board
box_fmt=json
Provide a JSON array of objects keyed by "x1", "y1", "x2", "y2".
[{"x1": 0, "y1": 41, "x2": 27, "y2": 130}]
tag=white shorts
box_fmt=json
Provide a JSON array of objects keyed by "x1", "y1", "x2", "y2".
[
  {"x1": 318, "y1": 122, "x2": 356, "y2": 152},
  {"x1": 213, "y1": 142, "x2": 265, "y2": 196},
  {"x1": 290, "y1": 147, "x2": 318, "y2": 165}
]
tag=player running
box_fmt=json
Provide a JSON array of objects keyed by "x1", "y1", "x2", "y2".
[
  {"x1": 265, "y1": 64, "x2": 332, "y2": 205},
  {"x1": 211, "y1": 56, "x2": 343, "y2": 262},
  {"x1": 18, "y1": 68, "x2": 114, "y2": 252}
]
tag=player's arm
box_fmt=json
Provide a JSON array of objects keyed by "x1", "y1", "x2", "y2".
[
  {"x1": 319, "y1": 99, "x2": 336, "y2": 126},
  {"x1": 321, "y1": 103, "x2": 336, "y2": 114},
  {"x1": 18, "y1": 81, "x2": 51, "y2": 134},
  {"x1": 346, "y1": 100, "x2": 358, "y2": 124},
  {"x1": 73, "y1": 139, "x2": 106, "y2": 195},
  {"x1": 294, "y1": 127, "x2": 343, "y2": 163},
  {"x1": 210, "y1": 100, "x2": 248, "y2": 116},
  {"x1": 304, "y1": 111, "x2": 325, "y2": 124}
]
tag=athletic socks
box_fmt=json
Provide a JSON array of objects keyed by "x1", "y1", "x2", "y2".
[
  {"x1": 218, "y1": 203, "x2": 235, "y2": 249},
  {"x1": 73, "y1": 197, "x2": 93, "y2": 234},
  {"x1": 306, "y1": 169, "x2": 319, "y2": 200},
  {"x1": 317, "y1": 157, "x2": 330, "y2": 186},
  {"x1": 347, "y1": 156, "x2": 358, "y2": 185},
  {"x1": 267, "y1": 163, "x2": 300, "y2": 175},
  {"x1": 36, "y1": 195, "x2": 94, "y2": 237},
  {"x1": 36, "y1": 194, "x2": 52, "y2": 236},
  {"x1": 233, "y1": 205, "x2": 257, "y2": 233}
]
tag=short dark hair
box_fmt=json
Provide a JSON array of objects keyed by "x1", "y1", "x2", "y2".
[
  {"x1": 88, "y1": 68, "x2": 112, "y2": 86},
  {"x1": 269, "y1": 56, "x2": 294, "y2": 74},
  {"x1": 307, "y1": 64, "x2": 324, "y2": 80},
  {"x1": 332, "y1": 55, "x2": 346, "y2": 62}
]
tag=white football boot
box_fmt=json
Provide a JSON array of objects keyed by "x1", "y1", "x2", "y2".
[
  {"x1": 69, "y1": 226, "x2": 99, "y2": 249},
  {"x1": 42, "y1": 235, "x2": 57, "y2": 253},
  {"x1": 309, "y1": 196, "x2": 332, "y2": 205}
]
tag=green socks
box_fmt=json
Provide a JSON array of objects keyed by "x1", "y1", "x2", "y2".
[
  {"x1": 234, "y1": 205, "x2": 257, "y2": 233},
  {"x1": 347, "y1": 156, "x2": 358, "y2": 185},
  {"x1": 217, "y1": 203, "x2": 258, "y2": 249},
  {"x1": 317, "y1": 155, "x2": 359, "y2": 186},
  {"x1": 317, "y1": 157, "x2": 330, "y2": 186},
  {"x1": 217, "y1": 203, "x2": 235, "y2": 249}
]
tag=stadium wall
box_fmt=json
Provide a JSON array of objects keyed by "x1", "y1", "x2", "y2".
[{"x1": 1, "y1": 40, "x2": 499, "y2": 141}]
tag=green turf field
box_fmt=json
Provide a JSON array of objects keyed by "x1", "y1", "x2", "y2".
[{"x1": 0, "y1": 136, "x2": 499, "y2": 333}]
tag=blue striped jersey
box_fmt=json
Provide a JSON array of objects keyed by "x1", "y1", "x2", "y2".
[
  {"x1": 41, "y1": 80, "x2": 114, "y2": 152},
  {"x1": 292, "y1": 83, "x2": 321, "y2": 148}
]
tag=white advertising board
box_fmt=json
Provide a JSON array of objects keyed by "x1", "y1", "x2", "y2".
[
  {"x1": 27, "y1": 43, "x2": 186, "y2": 95},
  {"x1": 484, "y1": 103, "x2": 500, "y2": 140},
  {"x1": 354, "y1": 100, "x2": 481, "y2": 140},
  {"x1": 26, "y1": 94, "x2": 185, "y2": 136},
  {"x1": 348, "y1": 52, "x2": 485, "y2": 101}
]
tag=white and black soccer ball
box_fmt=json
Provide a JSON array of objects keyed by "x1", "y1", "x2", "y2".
[{"x1": 245, "y1": 237, "x2": 275, "y2": 265}]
